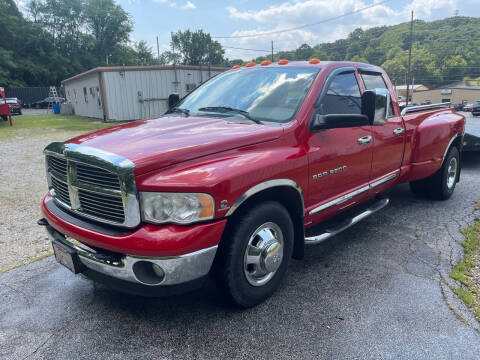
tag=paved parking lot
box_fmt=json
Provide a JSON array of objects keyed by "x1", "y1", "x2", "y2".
[{"x1": 1, "y1": 152, "x2": 479, "y2": 359}]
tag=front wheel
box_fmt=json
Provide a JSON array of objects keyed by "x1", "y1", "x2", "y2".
[{"x1": 216, "y1": 201, "x2": 294, "y2": 308}]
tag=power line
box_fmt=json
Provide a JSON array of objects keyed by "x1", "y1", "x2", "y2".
[
  {"x1": 222, "y1": 45, "x2": 271, "y2": 53},
  {"x1": 213, "y1": 0, "x2": 395, "y2": 39}
]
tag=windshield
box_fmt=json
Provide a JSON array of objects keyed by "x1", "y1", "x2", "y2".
[{"x1": 176, "y1": 67, "x2": 319, "y2": 123}]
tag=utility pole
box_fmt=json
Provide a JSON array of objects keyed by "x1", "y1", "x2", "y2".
[
  {"x1": 271, "y1": 40, "x2": 274, "y2": 62},
  {"x1": 156, "y1": 36, "x2": 160, "y2": 62},
  {"x1": 171, "y1": 32, "x2": 179, "y2": 92},
  {"x1": 406, "y1": 10, "x2": 414, "y2": 106},
  {"x1": 208, "y1": 42, "x2": 211, "y2": 79}
]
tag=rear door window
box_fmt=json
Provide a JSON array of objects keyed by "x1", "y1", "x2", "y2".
[{"x1": 361, "y1": 73, "x2": 394, "y2": 117}]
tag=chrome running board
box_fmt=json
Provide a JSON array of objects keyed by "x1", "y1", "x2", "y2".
[{"x1": 304, "y1": 197, "x2": 390, "y2": 245}]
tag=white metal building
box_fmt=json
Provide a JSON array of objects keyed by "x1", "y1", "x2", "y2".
[{"x1": 62, "y1": 65, "x2": 227, "y2": 121}]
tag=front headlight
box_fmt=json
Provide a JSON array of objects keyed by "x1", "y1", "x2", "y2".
[{"x1": 140, "y1": 192, "x2": 214, "y2": 225}]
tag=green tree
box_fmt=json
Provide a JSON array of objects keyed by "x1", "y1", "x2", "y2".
[
  {"x1": 134, "y1": 40, "x2": 154, "y2": 65},
  {"x1": 84, "y1": 0, "x2": 132, "y2": 63},
  {"x1": 169, "y1": 29, "x2": 226, "y2": 66}
]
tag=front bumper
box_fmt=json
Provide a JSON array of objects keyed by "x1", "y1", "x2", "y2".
[
  {"x1": 41, "y1": 194, "x2": 227, "y2": 257},
  {"x1": 44, "y1": 222, "x2": 217, "y2": 291}
]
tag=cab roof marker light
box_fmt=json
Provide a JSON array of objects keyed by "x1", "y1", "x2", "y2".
[
  {"x1": 261, "y1": 60, "x2": 272, "y2": 66},
  {"x1": 278, "y1": 59, "x2": 289, "y2": 65},
  {"x1": 309, "y1": 58, "x2": 320, "y2": 64},
  {"x1": 232, "y1": 65, "x2": 241, "y2": 69},
  {"x1": 246, "y1": 62, "x2": 256, "y2": 67}
]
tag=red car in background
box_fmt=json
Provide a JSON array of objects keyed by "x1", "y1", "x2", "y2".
[
  {"x1": 463, "y1": 103, "x2": 474, "y2": 112},
  {"x1": 6, "y1": 98, "x2": 22, "y2": 115},
  {"x1": 0, "y1": 87, "x2": 12, "y2": 125}
]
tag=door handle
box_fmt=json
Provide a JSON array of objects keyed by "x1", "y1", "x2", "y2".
[
  {"x1": 393, "y1": 127, "x2": 405, "y2": 136},
  {"x1": 357, "y1": 135, "x2": 372, "y2": 145}
]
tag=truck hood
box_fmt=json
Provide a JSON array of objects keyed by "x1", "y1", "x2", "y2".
[{"x1": 67, "y1": 115, "x2": 283, "y2": 175}]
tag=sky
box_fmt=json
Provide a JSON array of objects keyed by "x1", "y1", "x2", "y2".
[{"x1": 117, "y1": 0, "x2": 480, "y2": 60}]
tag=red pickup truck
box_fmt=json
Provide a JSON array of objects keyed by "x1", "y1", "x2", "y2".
[{"x1": 40, "y1": 60, "x2": 465, "y2": 307}]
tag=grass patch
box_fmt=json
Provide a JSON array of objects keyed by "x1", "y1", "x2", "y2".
[
  {"x1": 0, "y1": 114, "x2": 118, "y2": 137},
  {"x1": 449, "y1": 220, "x2": 480, "y2": 320},
  {"x1": 475, "y1": 200, "x2": 480, "y2": 211}
]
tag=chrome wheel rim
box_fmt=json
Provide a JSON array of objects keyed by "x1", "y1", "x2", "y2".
[
  {"x1": 447, "y1": 157, "x2": 458, "y2": 190},
  {"x1": 244, "y1": 222, "x2": 284, "y2": 287}
]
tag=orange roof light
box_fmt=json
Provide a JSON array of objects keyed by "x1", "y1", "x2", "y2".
[
  {"x1": 261, "y1": 60, "x2": 272, "y2": 66},
  {"x1": 232, "y1": 64, "x2": 241, "y2": 69},
  {"x1": 246, "y1": 62, "x2": 256, "y2": 67},
  {"x1": 309, "y1": 58, "x2": 320, "y2": 64},
  {"x1": 278, "y1": 59, "x2": 289, "y2": 65}
]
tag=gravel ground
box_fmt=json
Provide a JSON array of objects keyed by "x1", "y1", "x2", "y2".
[{"x1": 0, "y1": 128, "x2": 88, "y2": 272}]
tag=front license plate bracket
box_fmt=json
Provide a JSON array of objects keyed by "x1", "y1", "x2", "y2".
[{"x1": 51, "y1": 239, "x2": 84, "y2": 274}]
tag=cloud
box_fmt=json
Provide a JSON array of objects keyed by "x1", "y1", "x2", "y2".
[
  {"x1": 183, "y1": 1, "x2": 196, "y2": 9},
  {"x1": 222, "y1": 0, "x2": 462, "y2": 59},
  {"x1": 153, "y1": 0, "x2": 196, "y2": 9}
]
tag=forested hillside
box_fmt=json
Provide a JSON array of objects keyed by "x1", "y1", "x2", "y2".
[{"x1": 253, "y1": 17, "x2": 480, "y2": 88}]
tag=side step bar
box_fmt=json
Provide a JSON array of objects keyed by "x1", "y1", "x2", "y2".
[{"x1": 305, "y1": 197, "x2": 390, "y2": 245}]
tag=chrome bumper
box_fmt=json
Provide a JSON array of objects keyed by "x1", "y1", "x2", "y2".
[{"x1": 44, "y1": 224, "x2": 217, "y2": 287}]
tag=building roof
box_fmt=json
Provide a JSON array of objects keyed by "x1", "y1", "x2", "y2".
[
  {"x1": 395, "y1": 84, "x2": 428, "y2": 91},
  {"x1": 415, "y1": 86, "x2": 480, "y2": 92},
  {"x1": 62, "y1": 64, "x2": 229, "y2": 84}
]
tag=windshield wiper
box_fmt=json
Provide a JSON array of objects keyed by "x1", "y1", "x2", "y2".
[
  {"x1": 198, "y1": 106, "x2": 263, "y2": 124},
  {"x1": 168, "y1": 107, "x2": 190, "y2": 115}
]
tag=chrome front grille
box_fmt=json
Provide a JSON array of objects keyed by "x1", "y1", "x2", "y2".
[
  {"x1": 51, "y1": 177, "x2": 70, "y2": 206},
  {"x1": 44, "y1": 143, "x2": 140, "y2": 228},
  {"x1": 78, "y1": 189, "x2": 125, "y2": 223},
  {"x1": 76, "y1": 163, "x2": 121, "y2": 190},
  {"x1": 48, "y1": 156, "x2": 67, "y2": 176}
]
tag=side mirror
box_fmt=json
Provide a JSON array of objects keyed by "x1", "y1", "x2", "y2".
[
  {"x1": 168, "y1": 93, "x2": 180, "y2": 109},
  {"x1": 310, "y1": 114, "x2": 370, "y2": 131},
  {"x1": 361, "y1": 88, "x2": 389, "y2": 124}
]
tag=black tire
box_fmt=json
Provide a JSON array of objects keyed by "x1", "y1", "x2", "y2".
[
  {"x1": 216, "y1": 201, "x2": 294, "y2": 308},
  {"x1": 409, "y1": 178, "x2": 428, "y2": 197},
  {"x1": 410, "y1": 146, "x2": 460, "y2": 200}
]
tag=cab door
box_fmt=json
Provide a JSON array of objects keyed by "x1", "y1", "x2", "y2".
[
  {"x1": 306, "y1": 67, "x2": 373, "y2": 225},
  {"x1": 358, "y1": 70, "x2": 405, "y2": 190}
]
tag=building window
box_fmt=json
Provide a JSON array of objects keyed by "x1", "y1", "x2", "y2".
[
  {"x1": 83, "y1": 87, "x2": 88, "y2": 103},
  {"x1": 186, "y1": 83, "x2": 197, "y2": 92},
  {"x1": 442, "y1": 98, "x2": 451, "y2": 103}
]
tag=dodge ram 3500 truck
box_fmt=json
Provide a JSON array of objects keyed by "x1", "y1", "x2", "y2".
[{"x1": 39, "y1": 60, "x2": 466, "y2": 307}]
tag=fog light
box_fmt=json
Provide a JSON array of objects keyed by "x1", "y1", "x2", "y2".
[{"x1": 132, "y1": 261, "x2": 165, "y2": 285}]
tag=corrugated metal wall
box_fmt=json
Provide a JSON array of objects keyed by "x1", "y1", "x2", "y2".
[
  {"x1": 64, "y1": 73, "x2": 103, "y2": 119},
  {"x1": 5, "y1": 87, "x2": 64, "y2": 106},
  {"x1": 103, "y1": 69, "x2": 223, "y2": 121}
]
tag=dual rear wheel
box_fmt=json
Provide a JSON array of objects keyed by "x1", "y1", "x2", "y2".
[{"x1": 410, "y1": 146, "x2": 460, "y2": 200}]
